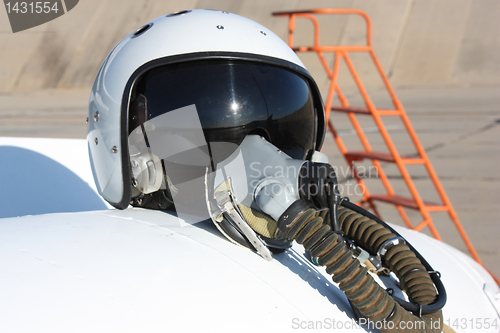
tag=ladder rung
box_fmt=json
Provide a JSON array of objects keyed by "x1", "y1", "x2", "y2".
[
  {"x1": 378, "y1": 109, "x2": 402, "y2": 116},
  {"x1": 345, "y1": 151, "x2": 424, "y2": 164},
  {"x1": 292, "y1": 46, "x2": 371, "y2": 53},
  {"x1": 331, "y1": 106, "x2": 370, "y2": 114},
  {"x1": 331, "y1": 106, "x2": 401, "y2": 116},
  {"x1": 426, "y1": 205, "x2": 450, "y2": 212},
  {"x1": 370, "y1": 195, "x2": 447, "y2": 211}
]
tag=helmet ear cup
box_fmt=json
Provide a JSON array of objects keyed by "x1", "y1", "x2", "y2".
[{"x1": 130, "y1": 153, "x2": 163, "y2": 194}]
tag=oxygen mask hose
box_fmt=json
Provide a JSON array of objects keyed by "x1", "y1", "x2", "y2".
[
  {"x1": 273, "y1": 200, "x2": 444, "y2": 333},
  {"x1": 208, "y1": 136, "x2": 445, "y2": 331}
]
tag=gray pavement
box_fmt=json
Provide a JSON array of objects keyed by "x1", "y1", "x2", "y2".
[
  {"x1": 0, "y1": 85, "x2": 499, "y2": 278},
  {"x1": 0, "y1": 89, "x2": 90, "y2": 138}
]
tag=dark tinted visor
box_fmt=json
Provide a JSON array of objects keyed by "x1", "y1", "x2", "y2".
[{"x1": 129, "y1": 59, "x2": 318, "y2": 160}]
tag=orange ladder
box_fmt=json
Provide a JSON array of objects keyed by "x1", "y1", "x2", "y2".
[{"x1": 273, "y1": 8, "x2": 499, "y2": 284}]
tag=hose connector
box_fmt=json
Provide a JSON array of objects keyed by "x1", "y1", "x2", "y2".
[
  {"x1": 275, "y1": 200, "x2": 310, "y2": 240},
  {"x1": 376, "y1": 236, "x2": 406, "y2": 259}
]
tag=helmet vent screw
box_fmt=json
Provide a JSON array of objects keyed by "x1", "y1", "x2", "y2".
[
  {"x1": 112, "y1": 146, "x2": 118, "y2": 153},
  {"x1": 94, "y1": 138, "x2": 98, "y2": 145},
  {"x1": 216, "y1": 25, "x2": 224, "y2": 30},
  {"x1": 94, "y1": 111, "x2": 99, "y2": 122},
  {"x1": 260, "y1": 31, "x2": 267, "y2": 36}
]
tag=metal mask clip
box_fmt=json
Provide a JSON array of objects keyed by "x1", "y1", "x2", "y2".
[{"x1": 214, "y1": 188, "x2": 273, "y2": 261}]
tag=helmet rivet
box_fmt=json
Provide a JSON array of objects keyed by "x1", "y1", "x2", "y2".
[
  {"x1": 94, "y1": 111, "x2": 99, "y2": 122},
  {"x1": 216, "y1": 25, "x2": 224, "y2": 30},
  {"x1": 260, "y1": 31, "x2": 267, "y2": 36},
  {"x1": 94, "y1": 138, "x2": 98, "y2": 145},
  {"x1": 112, "y1": 146, "x2": 118, "y2": 153}
]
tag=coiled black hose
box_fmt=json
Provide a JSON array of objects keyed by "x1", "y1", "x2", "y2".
[
  {"x1": 341, "y1": 200, "x2": 447, "y2": 315},
  {"x1": 274, "y1": 200, "x2": 443, "y2": 333}
]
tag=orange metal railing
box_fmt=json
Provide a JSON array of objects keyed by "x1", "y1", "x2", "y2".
[{"x1": 273, "y1": 8, "x2": 499, "y2": 285}]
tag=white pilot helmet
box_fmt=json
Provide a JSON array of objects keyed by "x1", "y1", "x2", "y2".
[{"x1": 87, "y1": 9, "x2": 326, "y2": 222}]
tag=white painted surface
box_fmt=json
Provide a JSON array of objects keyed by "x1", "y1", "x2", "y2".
[
  {"x1": 1, "y1": 137, "x2": 499, "y2": 332},
  {"x1": 1, "y1": 208, "x2": 499, "y2": 332},
  {"x1": 0, "y1": 137, "x2": 110, "y2": 218}
]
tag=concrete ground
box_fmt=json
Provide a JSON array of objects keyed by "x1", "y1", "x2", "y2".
[
  {"x1": 0, "y1": 85, "x2": 499, "y2": 278},
  {"x1": 2, "y1": 1, "x2": 500, "y2": 91}
]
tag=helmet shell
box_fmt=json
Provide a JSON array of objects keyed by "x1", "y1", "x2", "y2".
[{"x1": 88, "y1": 9, "x2": 325, "y2": 208}]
